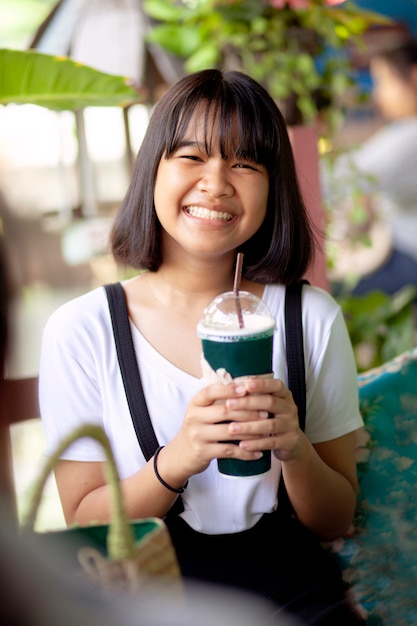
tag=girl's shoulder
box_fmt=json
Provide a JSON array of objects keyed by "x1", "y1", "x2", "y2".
[
  {"x1": 264, "y1": 282, "x2": 340, "y2": 319},
  {"x1": 44, "y1": 285, "x2": 111, "y2": 339}
]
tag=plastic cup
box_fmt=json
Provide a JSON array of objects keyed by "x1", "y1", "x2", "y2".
[{"x1": 197, "y1": 291, "x2": 275, "y2": 477}]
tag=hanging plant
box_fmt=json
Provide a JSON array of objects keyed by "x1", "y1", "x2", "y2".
[{"x1": 144, "y1": 0, "x2": 390, "y2": 127}]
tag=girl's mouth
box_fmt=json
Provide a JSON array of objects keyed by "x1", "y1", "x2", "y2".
[{"x1": 185, "y1": 205, "x2": 234, "y2": 222}]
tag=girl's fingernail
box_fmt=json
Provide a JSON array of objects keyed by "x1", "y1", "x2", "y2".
[
  {"x1": 229, "y1": 423, "x2": 240, "y2": 433},
  {"x1": 259, "y1": 411, "x2": 269, "y2": 419},
  {"x1": 235, "y1": 385, "x2": 246, "y2": 394}
]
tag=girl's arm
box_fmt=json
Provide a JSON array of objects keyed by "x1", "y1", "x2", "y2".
[
  {"x1": 54, "y1": 381, "x2": 265, "y2": 526},
  {"x1": 55, "y1": 455, "x2": 181, "y2": 526},
  {"x1": 279, "y1": 431, "x2": 358, "y2": 541}
]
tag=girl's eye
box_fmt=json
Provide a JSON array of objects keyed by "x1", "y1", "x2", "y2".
[
  {"x1": 174, "y1": 149, "x2": 204, "y2": 161},
  {"x1": 181, "y1": 154, "x2": 201, "y2": 161},
  {"x1": 234, "y1": 162, "x2": 258, "y2": 171}
]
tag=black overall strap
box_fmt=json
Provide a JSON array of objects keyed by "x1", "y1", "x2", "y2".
[
  {"x1": 284, "y1": 280, "x2": 307, "y2": 431},
  {"x1": 278, "y1": 279, "x2": 307, "y2": 514},
  {"x1": 104, "y1": 282, "x2": 159, "y2": 461},
  {"x1": 105, "y1": 282, "x2": 185, "y2": 517}
]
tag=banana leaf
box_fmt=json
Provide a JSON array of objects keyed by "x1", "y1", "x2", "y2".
[{"x1": 0, "y1": 48, "x2": 143, "y2": 110}]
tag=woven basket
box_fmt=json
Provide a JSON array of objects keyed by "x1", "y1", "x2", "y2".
[{"x1": 21, "y1": 424, "x2": 183, "y2": 598}]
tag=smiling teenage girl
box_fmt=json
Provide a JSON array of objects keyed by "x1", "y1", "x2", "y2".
[{"x1": 40, "y1": 70, "x2": 365, "y2": 625}]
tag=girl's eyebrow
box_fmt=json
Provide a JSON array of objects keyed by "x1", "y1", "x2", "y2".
[
  {"x1": 170, "y1": 138, "x2": 212, "y2": 155},
  {"x1": 173, "y1": 139, "x2": 200, "y2": 150}
]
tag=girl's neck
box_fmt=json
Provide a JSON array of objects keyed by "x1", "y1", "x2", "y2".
[
  {"x1": 154, "y1": 257, "x2": 235, "y2": 296},
  {"x1": 142, "y1": 262, "x2": 264, "y2": 312}
]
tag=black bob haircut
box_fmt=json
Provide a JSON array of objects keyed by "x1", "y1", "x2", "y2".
[{"x1": 110, "y1": 69, "x2": 316, "y2": 284}]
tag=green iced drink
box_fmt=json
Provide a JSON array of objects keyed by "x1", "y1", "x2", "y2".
[{"x1": 197, "y1": 291, "x2": 275, "y2": 477}]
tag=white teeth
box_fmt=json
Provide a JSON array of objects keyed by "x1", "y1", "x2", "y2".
[{"x1": 186, "y1": 206, "x2": 233, "y2": 221}]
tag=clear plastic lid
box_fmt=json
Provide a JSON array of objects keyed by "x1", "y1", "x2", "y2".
[{"x1": 197, "y1": 291, "x2": 275, "y2": 337}]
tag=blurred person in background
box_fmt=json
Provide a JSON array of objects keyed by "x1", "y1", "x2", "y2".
[{"x1": 324, "y1": 38, "x2": 417, "y2": 296}]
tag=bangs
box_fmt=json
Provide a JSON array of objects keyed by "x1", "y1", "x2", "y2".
[{"x1": 164, "y1": 79, "x2": 278, "y2": 167}]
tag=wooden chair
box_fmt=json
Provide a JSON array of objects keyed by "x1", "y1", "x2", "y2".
[{"x1": 0, "y1": 376, "x2": 40, "y2": 522}]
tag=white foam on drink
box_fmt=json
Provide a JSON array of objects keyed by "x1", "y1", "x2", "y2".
[{"x1": 197, "y1": 313, "x2": 275, "y2": 338}]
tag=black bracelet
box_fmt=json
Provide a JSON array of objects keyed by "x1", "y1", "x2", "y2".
[{"x1": 153, "y1": 446, "x2": 188, "y2": 494}]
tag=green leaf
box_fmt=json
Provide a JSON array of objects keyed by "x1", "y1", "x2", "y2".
[
  {"x1": 146, "y1": 24, "x2": 201, "y2": 56},
  {"x1": 386, "y1": 285, "x2": 417, "y2": 318},
  {"x1": 251, "y1": 16, "x2": 268, "y2": 36},
  {"x1": 338, "y1": 285, "x2": 417, "y2": 370},
  {"x1": 143, "y1": 0, "x2": 186, "y2": 21},
  {"x1": 185, "y1": 43, "x2": 220, "y2": 73},
  {"x1": 218, "y1": 0, "x2": 265, "y2": 22},
  {"x1": 0, "y1": 49, "x2": 143, "y2": 111},
  {"x1": 381, "y1": 305, "x2": 416, "y2": 362}
]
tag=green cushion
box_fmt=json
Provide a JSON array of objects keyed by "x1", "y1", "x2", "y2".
[{"x1": 332, "y1": 348, "x2": 417, "y2": 625}]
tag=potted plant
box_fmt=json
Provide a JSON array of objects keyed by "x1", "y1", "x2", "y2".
[{"x1": 143, "y1": 0, "x2": 389, "y2": 129}]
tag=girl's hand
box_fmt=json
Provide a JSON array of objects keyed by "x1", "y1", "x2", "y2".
[
  {"x1": 169, "y1": 377, "x2": 302, "y2": 481},
  {"x1": 224, "y1": 377, "x2": 302, "y2": 462}
]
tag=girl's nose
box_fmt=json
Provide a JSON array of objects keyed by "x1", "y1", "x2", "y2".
[{"x1": 197, "y1": 160, "x2": 233, "y2": 197}]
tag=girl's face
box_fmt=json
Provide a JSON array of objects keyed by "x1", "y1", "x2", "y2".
[
  {"x1": 371, "y1": 57, "x2": 417, "y2": 120},
  {"x1": 153, "y1": 107, "x2": 269, "y2": 263}
]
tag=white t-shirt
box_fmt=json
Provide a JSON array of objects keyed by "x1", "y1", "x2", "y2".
[{"x1": 39, "y1": 282, "x2": 363, "y2": 534}]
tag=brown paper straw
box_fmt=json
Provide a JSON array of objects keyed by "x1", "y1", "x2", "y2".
[{"x1": 233, "y1": 253, "x2": 244, "y2": 329}]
